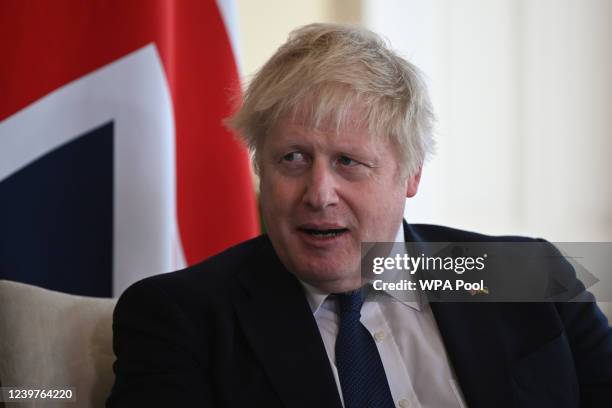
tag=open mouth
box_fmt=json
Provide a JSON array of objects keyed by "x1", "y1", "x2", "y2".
[{"x1": 299, "y1": 227, "x2": 349, "y2": 238}]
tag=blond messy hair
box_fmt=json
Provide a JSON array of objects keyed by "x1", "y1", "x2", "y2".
[{"x1": 226, "y1": 23, "x2": 435, "y2": 178}]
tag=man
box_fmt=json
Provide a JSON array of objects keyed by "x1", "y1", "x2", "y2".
[{"x1": 107, "y1": 24, "x2": 612, "y2": 407}]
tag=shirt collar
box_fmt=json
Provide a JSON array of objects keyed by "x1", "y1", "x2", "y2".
[
  {"x1": 367, "y1": 221, "x2": 424, "y2": 311},
  {"x1": 299, "y1": 220, "x2": 425, "y2": 314},
  {"x1": 301, "y1": 280, "x2": 330, "y2": 314}
]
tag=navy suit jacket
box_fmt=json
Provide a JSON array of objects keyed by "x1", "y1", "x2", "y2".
[{"x1": 107, "y1": 224, "x2": 612, "y2": 407}]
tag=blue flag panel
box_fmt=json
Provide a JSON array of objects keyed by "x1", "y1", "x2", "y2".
[{"x1": 0, "y1": 122, "x2": 114, "y2": 297}]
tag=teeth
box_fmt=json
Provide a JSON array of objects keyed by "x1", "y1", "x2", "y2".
[
  {"x1": 312, "y1": 231, "x2": 338, "y2": 237},
  {"x1": 305, "y1": 228, "x2": 346, "y2": 237}
]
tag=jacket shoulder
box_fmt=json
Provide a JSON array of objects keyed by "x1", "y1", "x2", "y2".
[
  {"x1": 118, "y1": 234, "x2": 269, "y2": 303},
  {"x1": 409, "y1": 223, "x2": 537, "y2": 243}
]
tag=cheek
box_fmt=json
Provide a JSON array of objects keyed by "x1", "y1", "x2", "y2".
[
  {"x1": 260, "y1": 175, "x2": 302, "y2": 220},
  {"x1": 348, "y1": 182, "x2": 405, "y2": 232}
]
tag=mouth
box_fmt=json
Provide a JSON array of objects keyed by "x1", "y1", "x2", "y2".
[
  {"x1": 296, "y1": 224, "x2": 350, "y2": 246},
  {"x1": 299, "y1": 227, "x2": 349, "y2": 238}
]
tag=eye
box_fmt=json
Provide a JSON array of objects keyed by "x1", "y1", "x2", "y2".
[
  {"x1": 281, "y1": 152, "x2": 305, "y2": 163},
  {"x1": 278, "y1": 152, "x2": 309, "y2": 172},
  {"x1": 336, "y1": 155, "x2": 359, "y2": 167}
]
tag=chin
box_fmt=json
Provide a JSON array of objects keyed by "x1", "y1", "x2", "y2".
[{"x1": 293, "y1": 257, "x2": 358, "y2": 283}]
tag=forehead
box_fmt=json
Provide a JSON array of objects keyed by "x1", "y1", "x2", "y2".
[{"x1": 268, "y1": 109, "x2": 380, "y2": 146}]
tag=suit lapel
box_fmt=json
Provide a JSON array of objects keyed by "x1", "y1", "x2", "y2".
[
  {"x1": 233, "y1": 238, "x2": 343, "y2": 408},
  {"x1": 405, "y1": 222, "x2": 513, "y2": 408}
]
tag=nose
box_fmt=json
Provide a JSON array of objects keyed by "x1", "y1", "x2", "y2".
[{"x1": 302, "y1": 159, "x2": 339, "y2": 210}]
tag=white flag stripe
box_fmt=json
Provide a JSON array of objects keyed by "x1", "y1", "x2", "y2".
[{"x1": 216, "y1": 0, "x2": 242, "y2": 77}]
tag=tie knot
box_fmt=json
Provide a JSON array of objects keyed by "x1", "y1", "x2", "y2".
[{"x1": 336, "y1": 289, "x2": 364, "y2": 314}]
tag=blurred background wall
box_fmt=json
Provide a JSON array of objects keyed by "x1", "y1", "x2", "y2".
[{"x1": 235, "y1": 0, "x2": 612, "y2": 315}]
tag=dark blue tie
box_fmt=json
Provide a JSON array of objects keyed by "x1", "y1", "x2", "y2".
[{"x1": 335, "y1": 289, "x2": 395, "y2": 408}]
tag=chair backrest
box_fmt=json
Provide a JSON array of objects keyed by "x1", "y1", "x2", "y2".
[{"x1": 0, "y1": 280, "x2": 116, "y2": 408}]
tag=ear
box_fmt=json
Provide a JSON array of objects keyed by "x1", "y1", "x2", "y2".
[{"x1": 406, "y1": 167, "x2": 422, "y2": 198}]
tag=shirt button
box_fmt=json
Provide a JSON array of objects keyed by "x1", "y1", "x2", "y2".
[
  {"x1": 398, "y1": 399, "x2": 410, "y2": 408},
  {"x1": 373, "y1": 331, "x2": 386, "y2": 342}
]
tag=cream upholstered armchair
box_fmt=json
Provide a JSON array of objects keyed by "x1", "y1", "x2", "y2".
[{"x1": 0, "y1": 280, "x2": 116, "y2": 408}]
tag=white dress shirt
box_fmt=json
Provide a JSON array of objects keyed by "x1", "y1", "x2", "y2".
[{"x1": 300, "y1": 222, "x2": 468, "y2": 408}]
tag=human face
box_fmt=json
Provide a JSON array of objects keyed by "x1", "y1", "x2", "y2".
[{"x1": 259, "y1": 113, "x2": 421, "y2": 293}]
